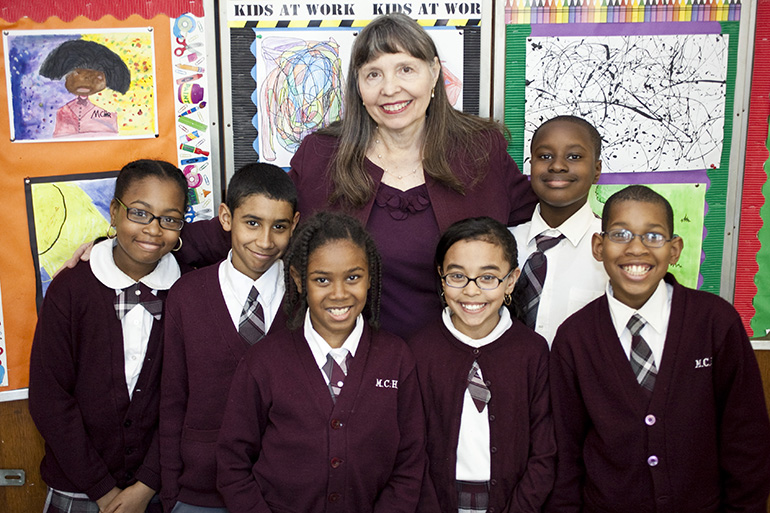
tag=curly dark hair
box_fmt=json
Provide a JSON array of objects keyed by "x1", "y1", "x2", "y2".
[{"x1": 283, "y1": 211, "x2": 383, "y2": 330}]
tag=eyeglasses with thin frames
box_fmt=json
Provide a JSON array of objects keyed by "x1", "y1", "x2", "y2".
[
  {"x1": 114, "y1": 197, "x2": 185, "y2": 231},
  {"x1": 601, "y1": 229, "x2": 677, "y2": 249},
  {"x1": 441, "y1": 269, "x2": 515, "y2": 290}
]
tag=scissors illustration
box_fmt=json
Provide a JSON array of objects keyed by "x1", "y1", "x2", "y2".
[{"x1": 174, "y1": 37, "x2": 203, "y2": 57}]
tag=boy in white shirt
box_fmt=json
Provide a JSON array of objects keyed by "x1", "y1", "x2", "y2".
[{"x1": 510, "y1": 115, "x2": 608, "y2": 345}]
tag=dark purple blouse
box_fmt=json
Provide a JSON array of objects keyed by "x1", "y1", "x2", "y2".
[{"x1": 368, "y1": 183, "x2": 441, "y2": 339}]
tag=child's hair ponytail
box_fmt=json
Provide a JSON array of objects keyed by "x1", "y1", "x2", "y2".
[{"x1": 283, "y1": 211, "x2": 382, "y2": 330}]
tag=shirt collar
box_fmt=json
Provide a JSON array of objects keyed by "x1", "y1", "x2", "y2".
[
  {"x1": 223, "y1": 250, "x2": 284, "y2": 307},
  {"x1": 90, "y1": 238, "x2": 180, "y2": 291},
  {"x1": 441, "y1": 306, "x2": 513, "y2": 348},
  {"x1": 606, "y1": 279, "x2": 671, "y2": 338},
  {"x1": 527, "y1": 202, "x2": 598, "y2": 248},
  {"x1": 304, "y1": 309, "x2": 364, "y2": 369}
]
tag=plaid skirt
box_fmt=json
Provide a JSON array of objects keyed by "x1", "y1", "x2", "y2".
[
  {"x1": 456, "y1": 480, "x2": 490, "y2": 513},
  {"x1": 43, "y1": 488, "x2": 162, "y2": 513}
]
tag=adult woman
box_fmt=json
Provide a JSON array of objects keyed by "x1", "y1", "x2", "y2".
[{"x1": 289, "y1": 13, "x2": 536, "y2": 339}]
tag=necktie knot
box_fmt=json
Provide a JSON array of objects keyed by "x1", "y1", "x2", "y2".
[
  {"x1": 535, "y1": 233, "x2": 565, "y2": 252},
  {"x1": 114, "y1": 282, "x2": 163, "y2": 321},
  {"x1": 627, "y1": 313, "x2": 646, "y2": 336},
  {"x1": 323, "y1": 351, "x2": 352, "y2": 403},
  {"x1": 239, "y1": 286, "x2": 266, "y2": 345}
]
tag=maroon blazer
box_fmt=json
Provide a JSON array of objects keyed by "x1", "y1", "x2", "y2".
[
  {"x1": 288, "y1": 131, "x2": 537, "y2": 233},
  {"x1": 216, "y1": 323, "x2": 427, "y2": 513},
  {"x1": 159, "y1": 262, "x2": 288, "y2": 512},
  {"x1": 547, "y1": 274, "x2": 770, "y2": 513},
  {"x1": 29, "y1": 261, "x2": 164, "y2": 501},
  {"x1": 409, "y1": 318, "x2": 555, "y2": 513}
]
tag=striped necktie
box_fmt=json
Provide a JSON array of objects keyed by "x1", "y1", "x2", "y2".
[
  {"x1": 517, "y1": 233, "x2": 565, "y2": 329},
  {"x1": 627, "y1": 314, "x2": 657, "y2": 394},
  {"x1": 467, "y1": 360, "x2": 491, "y2": 412},
  {"x1": 238, "y1": 286, "x2": 266, "y2": 345}
]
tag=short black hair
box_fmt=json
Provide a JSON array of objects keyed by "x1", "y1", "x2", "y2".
[
  {"x1": 114, "y1": 159, "x2": 187, "y2": 209},
  {"x1": 601, "y1": 185, "x2": 675, "y2": 236},
  {"x1": 531, "y1": 115, "x2": 602, "y2": 160},
  {"x1": 225, "y1": 163, "x2": 297, "y2": 214},
  {"x1": 283, "y1": 211, "x2": 382, "y2": 330},
  {"x1": 39, "y1": 39, "x2": 131, "y2": 94}
]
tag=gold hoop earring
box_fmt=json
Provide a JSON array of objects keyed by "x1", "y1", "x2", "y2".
[
  {"x1": 107, "y1": 225, "x2": 117, "y2": 239},
  {"x1": 173, "y1": 237, "x2": 183, "y2": 252},
  {"x1": 504, "y1": 293, "x2": 512, "y2": 306}
]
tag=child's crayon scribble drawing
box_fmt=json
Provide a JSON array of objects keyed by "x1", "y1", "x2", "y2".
[
  {"x1": 39, "y1": 40, "x2": 130, "y2": 137},
  {"x1": 258, "y1": 36, "x2": 344, "y2": 162},
  {"x1": 26, "y1": 175, "x2": 116, "y2": 300},
  {"x1": 5, "y1": 30, "x2": 158, "y2": 142},
  {"x1": 524, "y1": 34, "x2": 728, "y2": 173}
]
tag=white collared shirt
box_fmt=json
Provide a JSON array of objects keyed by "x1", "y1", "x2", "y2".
[
  {"x1": 442, "y1": 307, "x2": 513, "y2": 482},
  {"x1": 90, "y1": 238, "x2": 180, "y2": 398},
  {"x1": 304, "y1": 309, "x2": 363, "y2": 384},
  {"x1": 606, "y1": 279, "x2": 673, "y2": 369},
  {"x1": 510, "y1": 202, "x2": 608, "y2": 346},
  {"x1": 219, "y1": 251, "x2": 285, "y2": 334}
]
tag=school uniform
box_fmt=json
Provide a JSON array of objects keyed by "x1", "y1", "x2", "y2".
[
  {"x1": 160, "y1": 254, "x2": 288, "y2": 512},
  {"x1": 509, "y1": 202, "x2": 607, "y2": 346},
  {"x1": 547, "y1": 273, "x2": 770, "y2": 513},
  {"x1": 216, "y1": 314, "x2": 427, "y2": 513},
  {"x1": 29, "y1": 238, "x2": 179, "y2": 508},
  {"x1": 409, "y1": 308, "x2": 555, "y2": 513}
]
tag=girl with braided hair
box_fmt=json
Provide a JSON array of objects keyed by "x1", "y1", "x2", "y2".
[{"x1": 216, "y1": 211, "x2": 427, "y2": 513}]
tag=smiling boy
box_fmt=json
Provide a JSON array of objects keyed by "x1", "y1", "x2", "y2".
[
  {"x1": 547, "y1": 185, "x2": 770, "y2": 512},
  {"x1": 510, "y1": 116, "x2": 607, "y2": 345},
  {"x1": 159, "y1": 163, "x2": 299, "y2": 513}
]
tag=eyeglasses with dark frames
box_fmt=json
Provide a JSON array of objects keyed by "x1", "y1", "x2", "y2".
[
  {"x1": 114, "y1": 197, "x2": 184, "y2": 231},
  {"x1": 441, "y1": 269, "x2": 515, "y2": 290},
  {"x1": 601, "y1": 229, "x2": 677, "y2": 249}
]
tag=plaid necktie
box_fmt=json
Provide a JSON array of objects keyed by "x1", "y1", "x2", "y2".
[
  {"x1": 627, "y1": 314, "x2": 657, "y2": 394},
  {"x1": 323, "y1": 352, "x2": 352, "y2": 403},
  {"x1": 516, "y1": 233, "x2": 566, "y2": 329},
  {"x1": 239, "y1": 286, "x2": 266, "y2": 345},
  {"x1": 467, "y1": 360, "x2": 491, "y2": 412},
  {"x1": 114, "y1": 282, "x2": 162, "y2": 321}
]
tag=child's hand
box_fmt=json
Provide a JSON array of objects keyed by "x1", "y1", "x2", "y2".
[
  {"x1": 101, "y1": 481, "x2": 155, "y2": 513},
  {"x1": 53, "y1": 241, "x2": 94, "y2": 278},
  {"x1": 96, "y1": 487, "x2": 121, "y2": 512}
]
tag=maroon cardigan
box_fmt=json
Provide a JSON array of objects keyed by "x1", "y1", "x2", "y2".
[
  {"x1": 408, "y1": 318, "x2": 555, "y2": 513},
  {"x1": 547, "y1": 274, "x2": 770, "y2": 513},
  {"x1": 29, "y1": 261, "x2": 164, "y2": 501},
  {"x1": 216, "y1": 323, "x2": 427, "y2": 513},
  {"x1": 159, "y1": 262, "x2": 288, "y2": 512},
  {"x1": 288, "y1": 131, "x2": 537, "y2": 233}
]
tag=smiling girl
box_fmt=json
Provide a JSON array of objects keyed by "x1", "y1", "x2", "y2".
[
  {"x1": 216, "y1": 211, "x2": 426, "y2": 513},
  {"x1": 29, "y1": 159, "x2": 187, "y2": 513},
  {"x1": 408, "y1": 216, "x2": 556, "y2": 513}
]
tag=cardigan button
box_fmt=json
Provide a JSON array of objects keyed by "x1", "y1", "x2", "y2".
[
  {"x1": 330, "y1": 419, "x2": 343, "y2": 429},
  {"x1": 123, "y1": 419, "x2": 132, "y2": 428},
  {"x1": 645, "y1": 414, "x2": 656, "y2": 426},
  {"x1": 472, "y1": 348, "x2": 480, "y2": 355},
  {"x1": 490, "y1": 446, "x2": 497, "y2": 454},
  {"x1": 330, "y1": 457, "x2": 343, "y2": 468},
  {"x1": 490, "y1": 479, "x2": 497, "y2": 486},
  {"x1": 647, "y1": 455, "x2": 659, "y2": 466},
  {"x1": 488, "y1": 414, "x2": 496, "y2": 422},
  {"x1": 328, "y1": 493, "x2": 341, "y2": 503}
]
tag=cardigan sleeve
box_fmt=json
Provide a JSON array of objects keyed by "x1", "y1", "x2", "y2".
[
  {"x1": 543, "y1": 333, "x2": 588, "y2": 513},
  {"x1": 217, "y1": 357, "x2": 274, "y2": 513},
  {"x1": 159, "y1": 291, "x2": 190, "y2": 512},
  {"x1": 28, "y1": 278, "x2": 117, "y2": 501},
  {"x1": 492, "y1": 132, "x2": 537, "y2": 227},
  {"x1": 372, "y1": 355, "x2": 427, "y2": 513},
  {"x1": 175, "y1": 217, "x2": 230, "y2": 269},
  {"x1": 505, "y1": 345, "x2": 556, "y2": 513},
  {"x1": 712, "y1": 312, "x2": 770, "y2": 512},
  {"x1": 134, "y1": 428, "x2": 161, "y2": 493}
]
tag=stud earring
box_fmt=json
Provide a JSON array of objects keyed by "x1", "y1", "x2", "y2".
[
  {"x1": 431, "y1": 87, "x2": 435, "y2": 99},
  {"x1": 107, "y1": 225, "x2": 117, "y2": 239}
]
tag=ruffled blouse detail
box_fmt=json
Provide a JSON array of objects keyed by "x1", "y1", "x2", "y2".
[{"x1": 375, "y1": 184, "x2": 431, "y2": 220}]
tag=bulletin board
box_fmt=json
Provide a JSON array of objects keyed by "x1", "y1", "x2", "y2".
[
  {"x1": 0, "y1": 0, "x2": 218, "y2": 397},
  {"x1": 218, "y1": 0, "x2": 493, "y2": 177},
  {"x1": 499, "y1": 0, "x2": 750, "y2": 299}
]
